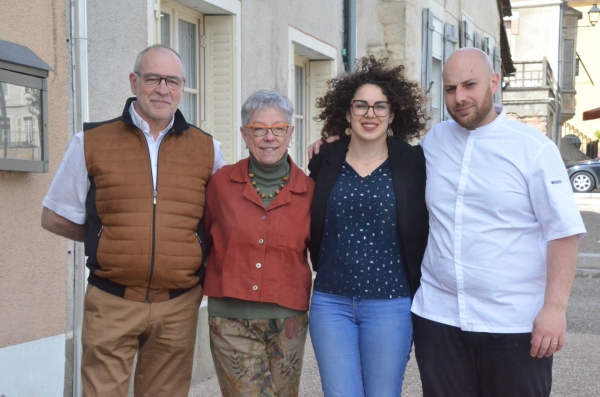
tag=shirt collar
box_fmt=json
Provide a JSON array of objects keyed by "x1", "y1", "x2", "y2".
[
  {"x1": 128, "y1": 101, "x2": 175, "y2": 138},
  {"x1": 455, "y1": 103, "x2": 506, "y2": 136}
]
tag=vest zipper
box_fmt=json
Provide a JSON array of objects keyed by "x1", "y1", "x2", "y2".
[
  {"x1": 145, "y1": 131, "x2": 166, "y2": 302},
  {"x1": 97, "y1": 225, "x2": 104, "y2": 237},
  {"x1": 195, "y1": 232, "x2": 202, "y2": 245},
  {"x1": 145, "y1": 190, "x2": 157, "y2": 302}
]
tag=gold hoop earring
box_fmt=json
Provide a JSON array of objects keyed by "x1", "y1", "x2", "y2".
[
  {"x1": 345, "y1": 127, "x2": 352, "y2": 136},
  {"x1": 387, "y1": 126, "x2": 393, "y2": 138}
]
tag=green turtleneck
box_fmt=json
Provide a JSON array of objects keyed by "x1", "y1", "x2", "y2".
[
  {"x1": 248, "y1": 152, "x2": 291, "y2": 207},
  {"x1": 207, "y1": 153, "x2": 305, "y2": 320}
]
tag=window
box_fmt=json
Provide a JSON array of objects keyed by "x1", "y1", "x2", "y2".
[
  {"x1": 422, "y1": 6, "x2": 457, "y2": 124},
  {"x1": 0, "y1": 39, "x2": 50, "y2": 173},
  {"x1": 159, "y1": 4, "x2": 201, "y2": 126},
  {"x1": 156, "y1": 2, "x2": 238, "y2": 163},
  {"x1": 293, "y1": 57, "x2": 307, "y2": 168},
  {"x1": 288, "y1": 27, "x2": 336, "y2": 172}
]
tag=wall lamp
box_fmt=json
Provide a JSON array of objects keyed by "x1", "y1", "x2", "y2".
[{"x1": 589, "y1": 4, "x2": 600, "y2": 27}]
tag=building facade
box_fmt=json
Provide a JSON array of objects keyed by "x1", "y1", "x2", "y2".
[{"x1": 0, "y1": 1, "x2": 510, "y2": 395}]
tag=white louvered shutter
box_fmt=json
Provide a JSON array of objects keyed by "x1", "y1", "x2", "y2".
[
  {"x1": 204, "y1": 15, "x2": 237, "y2": 163},
  {"x1": 308, "y1": 60, "x2": 332, "y2": 144}
]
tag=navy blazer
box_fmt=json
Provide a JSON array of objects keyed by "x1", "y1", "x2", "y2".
[{"x1": 308, "y1": 138, "x2": 429, "y2": 298}]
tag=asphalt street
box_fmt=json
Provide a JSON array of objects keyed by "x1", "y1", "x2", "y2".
[{"x1": 190, "y1": 194, "x2": 600, "y2": 397}]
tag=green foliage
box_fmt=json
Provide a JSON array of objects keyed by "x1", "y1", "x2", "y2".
[{"x1": 594, "y1": 130, "x2": 600, "y2": 141}]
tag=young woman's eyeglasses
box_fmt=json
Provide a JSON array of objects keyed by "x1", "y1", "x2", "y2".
[
  {"x1": 350, "y1": 100, "x2": 391, "y2": 117},
  {"x1": 135, "y1": 72, "x2": 185, "y2": 90},
  {"x1": 245, "y1": 124, "x2": 291, "y2": 137}
]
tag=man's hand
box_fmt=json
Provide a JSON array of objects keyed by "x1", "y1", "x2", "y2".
[
  {"x1": 530, "y1": 303, "x2": 566, "y2": 358},
  {"x1": 530, "y1": 234, "x2": 578, "y2": 358},
  {"x1": 307, "y1": 135, "x2": 340, "y2": 160},
  {"x1": 41, "y1": 207, "x2": 85, "y2": 242}
]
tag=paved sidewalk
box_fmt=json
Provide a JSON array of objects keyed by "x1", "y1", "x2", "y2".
[{"x1": 190, "y1": 276, "x2": 600, "y2": 396}]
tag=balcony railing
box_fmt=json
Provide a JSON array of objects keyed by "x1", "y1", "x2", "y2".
[
  {"x1": 503, "y1": 58, "x2": 557, "y2": 91},
  {"x1": 562, "y1": 122, "x2": 598, "y2": 159}
]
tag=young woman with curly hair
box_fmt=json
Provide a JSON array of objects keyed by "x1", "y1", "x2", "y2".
[{"x1": 308, "y1": 56, "x2": 430, "y2": 396}]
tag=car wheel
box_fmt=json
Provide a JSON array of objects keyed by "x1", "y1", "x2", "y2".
[{"x1": 570, "y1": 172, "x2": 595, "y2": 193}]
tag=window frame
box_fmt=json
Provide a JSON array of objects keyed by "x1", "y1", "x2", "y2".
[
  {"x1": 292, "y1": 55, "x2": 308, "y2": 168},
  {"x1": 156, "y1": 2, "x2": 203, "y2": 127},
  {"x1": 0, "y1": 64, "x2": 49, "y2": 173}
]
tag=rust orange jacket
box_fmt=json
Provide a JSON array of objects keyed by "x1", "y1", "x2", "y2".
[{"x1": 203, "y1": 156, "x2": 315, "y2": 311}]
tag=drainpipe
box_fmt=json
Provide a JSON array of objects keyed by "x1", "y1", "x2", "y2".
[
  {"x1": 70, "y1": 1, "x2": 88, "y2": 396},
  {"x1": 346, "y1": 0, "x2": 357, "y2": 72},
  {"x1": 555, "y1": 0, "x2": 565, "y2": 147}
]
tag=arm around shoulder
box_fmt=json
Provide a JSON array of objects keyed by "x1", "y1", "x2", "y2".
[{"x1": 41, "y1": 207, "x2": 86, "y2": 242}]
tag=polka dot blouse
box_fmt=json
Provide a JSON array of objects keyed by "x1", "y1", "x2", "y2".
[{"x1": 313, "y1": 159, "x2": 410, "y2": 299}]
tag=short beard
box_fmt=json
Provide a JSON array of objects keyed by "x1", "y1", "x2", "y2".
[{"x1": 449, "y1": 86, "x2": 494, "y2": 130}]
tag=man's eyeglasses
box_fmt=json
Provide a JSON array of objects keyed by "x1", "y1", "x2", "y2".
[
  {"x1": 350, "y1": 100, "x2": 391, "y2": 117},
  {"x1": 135, "y1": 72, "x2": 185, "y2": 90},
  {"x1": 245, "y1": 124, "x2": 291, "y2": 137}
]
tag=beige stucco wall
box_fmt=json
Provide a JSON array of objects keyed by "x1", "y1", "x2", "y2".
[
  {"x1": 567, "y1": 5, "x2": 600, "y2": 139},
  {"x1": 87, "y1": 0, "x2": 150, "y2": 122},
  {"x1": 355, "y1": 0, "x2": 502, "y2": 84},
  {"x1": 240, "y1": 0, "x2": 344, "y2": 100},
  {"x1": 510, "y1": 2, "x2": 561, "y2": 70},
  {"x1": 0, "y1": 0, "x2": 71, "y2": 348}
]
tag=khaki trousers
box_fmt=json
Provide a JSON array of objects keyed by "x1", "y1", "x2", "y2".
[{"x1": 81, "y1": 284, "x2": 203, "y2": 397}]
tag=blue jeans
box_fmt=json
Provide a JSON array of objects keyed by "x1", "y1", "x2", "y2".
[{"x1": 309, "y1": 291, "x2": 413, "y2": 397}]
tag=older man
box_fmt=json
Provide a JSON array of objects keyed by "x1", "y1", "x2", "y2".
[
  {"x1": 411, "y1": 47, "x2": 586, "y2": 396},
  {"x1": 41, "y1": 44, "x2": 226, "y2": 397}
]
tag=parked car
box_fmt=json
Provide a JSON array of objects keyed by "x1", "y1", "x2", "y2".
[{"x1": 566, "y1": 158, "x2": 600, "y2": 193}]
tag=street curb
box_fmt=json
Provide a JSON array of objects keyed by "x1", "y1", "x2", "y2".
[
  {"x1": 577, "y1": 254, "x2": 600, "y2": 269},
  {"x1": 574, "y1": 192, "x2": 600, "y2": 198},
  {"x1": 575, "y1": 268, "x2": 600, "y2": 277}
]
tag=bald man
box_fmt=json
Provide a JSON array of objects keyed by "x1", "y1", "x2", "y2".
[{"x1": 410, "y1": 48, "x2": 586, "y2": 396}]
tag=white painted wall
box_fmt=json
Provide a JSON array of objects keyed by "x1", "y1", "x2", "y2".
[{"x1": 0, "y1": 335, "x2": 66, "y2": 397}]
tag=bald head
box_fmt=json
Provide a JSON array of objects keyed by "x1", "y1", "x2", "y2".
[
  {"x1": 442, "y1": 47, "x2": 500, "y2": 130},
  {"x1": 443, "y1": 47, "x2": 495, "y2": 82}
]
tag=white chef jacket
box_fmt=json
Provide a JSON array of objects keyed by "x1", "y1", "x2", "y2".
[
  {"x1": 42, "y1": 102, "x2": 227, "y2": 225},
  {"x1": 411, "y1": 104, "x2": 586, "y2": 333}
]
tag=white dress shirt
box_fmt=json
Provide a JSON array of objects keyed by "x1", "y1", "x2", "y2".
[
  {"x1": 42, "y1": 102, "x2": 227, "y2": 225},
  {"x1": 411, "y1": 105, "x2": 586, "y2": 333}
]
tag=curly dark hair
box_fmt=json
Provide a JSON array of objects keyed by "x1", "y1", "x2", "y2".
[{"x1": 315, "y1": 56, "x2": 428, "y2": 142}]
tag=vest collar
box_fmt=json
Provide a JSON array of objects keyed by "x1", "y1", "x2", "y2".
[{"x1": 121, "y1": 96, "x2": 191, "y2": 134}]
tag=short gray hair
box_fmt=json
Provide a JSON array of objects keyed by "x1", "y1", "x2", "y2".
[
  {"x1": 241, "y1": 90, "x2": 294, "y2": 126},
  {"x1": 133, "y1": 44, "x2": 184, "y2": 78}
]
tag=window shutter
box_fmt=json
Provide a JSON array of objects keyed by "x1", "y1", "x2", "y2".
[
  {"x1": 482, "y1": 37, "x2": 490, "y2": 55},
  {"x1": 432, "y1": 17, "x2": 444, "y2": 60},
  {"x1": 444, "y1": 23, "x2": 458, "y2": 62},
  {"x1": 308, "y1": 60, "x2": 332, "y2": 143},
  {"x1": 493, "y1": 46, "x2": 502, "y2": 104},
  {"x1": 422, "y1": 9, "x2": 434, "y2": 95},
  {"x1": 204, "y1": 15, "x2": 237, "y2": 163},
  {"x1": 461, "y1": 21, "x2": 474, "y2": 48},
  {"x1": 473, "y1": 31, "x2": 480, "y2": 49},
  {"x1": 562, "y1": 39, "x2": 575, "y2": 90}
]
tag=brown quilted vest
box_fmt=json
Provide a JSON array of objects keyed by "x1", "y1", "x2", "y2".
[{"x1": 84, "y1": 102, "x2": 214, "y2": 302}]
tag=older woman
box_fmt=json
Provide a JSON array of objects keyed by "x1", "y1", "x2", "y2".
[
  {"x1": 203, "y1": 90, "x2": 314, "y2": 397},
  {"x1": 308, "y1": 57, "x2": 429, "y2": 396}
]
